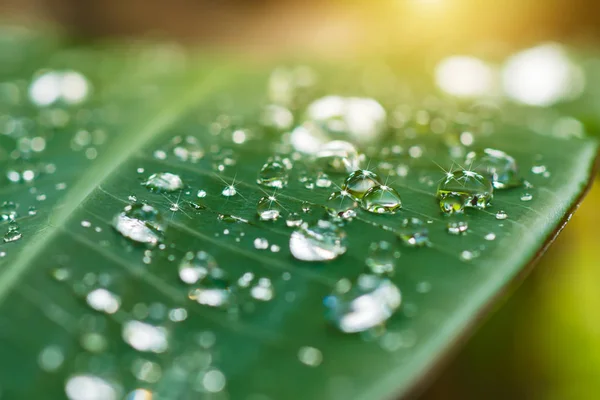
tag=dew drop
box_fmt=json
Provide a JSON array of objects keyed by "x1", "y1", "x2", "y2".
[
  {"x1": 316, "y1": 140, "x2": 361, "y2": 173},
  {"x1": 324, "y1": 274, "x2": 401, "y2": 333},
  {"x1": 446, "y1": 220, "x2": 469, "y2": 235},
  {"x1": 366, "y1": 241, "x2": 397, "y2": 276},
  {"x1": 122, "y1": 320, "x2": 168, "y2": 353},
  {"x1": 250, "y1": 277, "x2": 274, "y2": 301},
  {"x1": 65, "y1": 375, "x2": 116, "y2": 400},
  {"x1": 86, "y1": 288, "x2": 121, "y2": 314},
  {"x1": 315, "y1": 172, "x2": 332, "y2": 188},
  {"x1": 360, "y1": 185, "x2": 402, "y2": 214},
  {"x1": 437, "y1": 170, "x2": 493, "y2": 214},
  {"x1": 298, "y1": 346, "x2": 323, "y2": 367},
  {"x1": 143, "y1": 172, "x2": 184, "y2": 193},
  {"x1": 221, "y1": 185, "x2": 237, "y2": 197},
  {"x1": 343, "y1": 169, "x2": 382, "y2": 200},
  {"x1": 485, "y1": 232, "x2": 497, "y2": 241},
  {"x1": 256, "y1": 196, "x2": 282, "y2": 221},
  {"x1": 254, "y1": 237, "x2": 269, "y2": 250},
  {"x1": 285, "y1": 212, "x2": 303, "y2": 227},
  {"x1": 178, "y1": 251, "x2": 218, "y2": 284},
  {"x1": 3, "y1": 221, "x2": 22, "y2": 243},
  {"x1": 397, "y1": 218, "x2": 429, "y2": 247},
  {"x1": 112, "y1": 204, "x2": 166, "y2": 246},
  {"x1": 465, "y1": 148, "x2": 520, "y2": 189},
  {"x1": 188, "y1": 271, "x2": 234, "y2": 308},
  {"x1": 197, "y1": 189, "x2": 207, "y2": 198},
  {"x1": 290, "y1": 220, "x2": 347, "y2": 262},
  {"x1": 257, "y1": 160, "x2": 288, "y2": 189},
  {"x1": 326, "y1": 190, "x2": 357, "y2": 220},
  {"x1": 520, "y1": 193, "x2": 533, "y2": 201},
  {"x1": 496, "y1": 210, "x2": 508, "y2": 220},
  {"x1": 171, "y1": 135, "x2": 204, "y2": 162}
]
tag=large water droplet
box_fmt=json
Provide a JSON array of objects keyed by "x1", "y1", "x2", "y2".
[
  {"x1": 366, "y1": 241, "x2": 397, "y2": 276},
  {"x1": 112, "y1": 204, "x2": 166, "y2": 246},
  {"x1": 290, "y1": 220, "x2": 347, "y2": 262},
  {"x1": 326, "y1": 190, "x2": 357, "y2": 219},
  {"x1": 256, "y1": 196, "x2": 283, "y2": 221},
  {"x1": 178, "y1": 251, "x2": 218, "y2": 284},
  {"x1": 465, "y1": 148, "x2": 520, "y2": 189},
  {"x1": 437, "y1": 170, "x2": 493, "y2": 214},
  {"x1": 257, "y1": 160, "x2": 288, "y2": 189},
  {"x1": 360, "y1": 185, "x2": 402, "y2": 214},
  {"x1": 325, "y1": 274, "x2": 401, "y2": 333},
  {"x1": 122, "y1": 320, "x2": 168, "y2": 353},
  {"x1": 343, "y1": 170, "x2": 382, "y2": 200},
  {"x1": 143, "y1": 172, "x2": 184, "y2": 193},
  {"x1": 316, "y1": 140, "x2": 361, "y2": 173},
  {"x1": 397, "y1": 218, "x2": 429, "y2": 247}
]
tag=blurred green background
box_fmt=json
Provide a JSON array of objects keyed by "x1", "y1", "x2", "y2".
[{"x1": 2, "y1": 0, "x2": 600, "y2": 398}]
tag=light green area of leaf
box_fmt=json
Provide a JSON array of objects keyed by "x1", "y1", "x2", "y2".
[{"x1": 0, "y1": 29, "x2": 597, "y2": 400}]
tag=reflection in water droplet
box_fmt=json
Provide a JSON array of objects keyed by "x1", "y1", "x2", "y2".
[
  {"x1": 257, "y1": 160, "x2": 288, "y2": 189},
  {"x1": 257, "y1": 196, "x2": 283, "y2": 221},
  {"x1": 397, "y1": 218, "x2": 429, "y2": 247},
  {"x1": 437, "y1": 170, "x2": 493, "y2": 214},
  {"x1": 290, "y1": 221, "x2": 347, "y2": 262},
  {"x1": 179, "y1": 251, "x2": 218, "y2": 284},
  {"x1": 316, "y1": 140, "x2": 361, "y2": 173},
  {"x1": 495, "y1": 210, "x2": 508, "y2": 220},
  {"x1": 65, "y1": 375, "x2": 117, "y2": 400},
  {"x1": 113, "y1": 204, "x2": 166, "y2": 246},
  {"x1": 343, "y1": 170, "x2": 382, "y2": 200},
  {"x1": 325, "y1": 274, "x2": 401, "y2": 333},
  {"x1": 465, "y1": 148, "x2": 520, "y2": 189},
  {"x1": 366, "y1": 241, "x2": 397, "y2": 276},
  {"x1": 122, "y1": 321, "x2": 168, "y2": 353},
  {"x1": 86, "y1": 288, "x2": 121, "y2": 314},
  {"x1": 143, "y1": 172, "x2": 183, "y2": 193},
  {"x1": 360, "y1": 185, "x2": 402, "y2": 214},
  {"x1": 298, "y1": 346, "x2": 323, "y2": 367},
  {"x1": 326, "y1": 190, "x2": 357, "y2": 220}
]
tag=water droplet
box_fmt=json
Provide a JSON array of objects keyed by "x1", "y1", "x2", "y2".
[
  {"x1": 447, "y1": 220, "x2": 469, "y2": 235},
  {"x1": 143, "y1": 172, "x2": 184, "y2": 193},
  {"x1": 520, "y1": 193, "x2": 533, "y2": 201},
  {"x1": 122, "y1": 320, "x2": 168, "y2": 353},
  {"x1": 261, "y1": 104, "x2": 294, "y2": 130},
  {"x1": 221, "y1": 185, "x2": 237, "y2": 197},
  {"x1": 298, "y1": 346, "x2": 323, "y2": 367},
  {"x1": 285, "y1": 212, "x2": 303, "y2": 227},
  {"x1": 250, "y1": 277, "x2": 274, "y2": 301},
  {"x1": 131, "y1": 359, "x2": 162, "y2": 383},
  {"x1": 257, "y1": 160, "x2": 288, "y2": 189},
  {"x1": 178, "y1": 251, "x2": 218, "y2": 284},
  {"x1": 38, "y1": 345, "x2": 64, "y2": 372},
  {"x1": 30, "y1": 70, "x2": 90, "y2": 107},
  {"x1": 465, "y1": 148, "x2": 520, "y2": 189},
  {"x1": 495, "y1": 210, "x2": 508, "y2": 220},
  {"x1": 86, "y1": 288, "x2": 121, "y2": 314},
  {"x1": 290, "y1": 220, "x2": 347, "y2": 262},
  {"x1": 325, "y1": 274, "x2": 401, "y2": 333},
  {"x1": 485, "y1": 232, "x2": 496, "y2": 241},
  {"x1": 437, "y1": 170, "x2": 493, "y2": 214},
  {"x1": 254, "y1": 237, "x2": 269, "y2": 250},
  {"x1": 28, "y1": 206, "x2": 37, "y2": 216},
  {"x1": 532, "y1": 165, "x2": 547, "y2": 174},
  {"x1": 125, "y1": 389, "x2": 153, "y2": 400},
  {"x1": 171, "y1": 135, "x2": 204, "y2": 162},
  {"x1": 460, "y1": 250, "x2": 479, "y2": 261},
  {"x1": 202, "y1": 369, "x2": 227, "y2": 393},
  {"x1": 197, "y1": 189, "x2": 207, "y2": 198},
  {"x1": 112, "y1": 204, "x2": 166, "y2": 246},
  {"x1": 1, "y1": 201, "x2": 18, "y2": 221},
  {"x1": 360, "y1": 185, "x2": 402, "y2": 214},
  {"x1": 343, "y1": 170, "x2": 382, "y2": 199},
  {"x1": 315, "y1": 172, "x2": 332, "y2": 188},
  {"x1": 316, "y1": 140, "x2": 361, "y2": 173},
  {"x1": 65, "y1": 375, "x2": 116, "y2": 400},
  {"x1": 301, "y1": 202, "x2": 312, "y2": 213},
  {"x1": 3, "y1": 221, "x2": 22, "y2": 243},
  {"x1": 256, "y1": 196, "x2": 282, "y2": 221},
  {"x1": 397, "y1": 218, "x2": 429, "y2": 247},
  {"x1": 366, "y1": 241, "x2": 397, "y2": 276},
  {"x1": 187, "y1": 268, "x2": 233, "y2": 309},
  {"x1": 326, "y1": 190, "x2": 357, "y2": 219}
]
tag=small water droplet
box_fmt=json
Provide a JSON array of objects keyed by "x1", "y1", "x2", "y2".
[
  {"x1": 316, "y1": 140, "x2": 361, "y2": 173},
  {"x1": 250, "y1": 277, "x2": 274, "y2": 301},
  {"x1": 531, "y1": 165, "x2": 547, "y2": 174},
  {"x1": 171, "y1": 135, "x2": 205, "y2": 162},
  {"x1": 179, "y1": 251, "x2": 218, "y2": 284},
  {"x1": 301, "y1": 202, "x2": 312, "y2": 213},
  {"x1": 366, "y1": 241, "x2": 397, "y2": 276},
  {"x1": 315, "y1": 172, "x2": 332, "y2": 188},
  {"x1": 290, "y1": 221, "x2": 347, "y2": 262},
  {"x1": 1, "y1": 201, "x2": 18, "y2": 221},
  {"x1": 520, "y1": 193, "x2": 533, "y2": 201},
  {"x1": 360, "y1": 185, "x2": 402, "y2": 214},
  {"x1": 28, "y1": 206, "x2": 37, "y2": 216},
  {"x1": 38, "y1": 345, "x2": 64, "y2": 372},
  {"x1": 221, "y1": 185, "x2": 237, "y2": 197},
  {"x1": 343, "y1": 170, "x2": 382, "y2": 200},
  {"x1": 465, "y1": 148, "x2": 520, "y2": 189},
  {"x1": 112, "y1": 204, "x2": 166, "y2": 246},
  {"x1": 3, "y1": 221, "x2": 22, "y2": 243},
  {"x1": 254, "y1": 237, "x2": 269, "y2": 250},
  {"x1": 397, "y1": 218, "x2": 429, "y2": 247},
  {"x1": 257, "y1": 160, "x2": 288, "y2": 189},
  {"x1": 197, "y1": 189, "x2": 207, "y2": 198},
  {"x1": 297, "y1": 346, "x2": 323, "y2": 367},
  {"x1": 495, "y1": 210, "x2": 508, "y2": 220},
  {"x1": 485, "y1": 232, "x2": 496, "y2": 241},
  {"x1": 285, "y1": 212, "x2": 303, "y2": 227},
  {"x1": 460, "y1": 250, "x2": 479, "y2": 261},
  {"x1": 446, "y1": 220, "x2": 469, "y2": 235},
  {"x1": 86, "y1": 288, "x2": 121, "y2": 314},
  {"x1": 122, "y1": 320, "x2": 168, "y2": 353},
  {"x1": 143, "y1": 172, "x2": 183, "y2": 193},
  {"x1": 326, "y1": 190, "x2": 357, "y2": 219},
  {"x1": 256, "y1": 196, "x2": 282, "y2": 221},
  {"x1": 437, "y1": 170, "x2": 493, "y2": 214},
  {"x1": 324, "y1": 274, "x2": 401, "y2": 333}
]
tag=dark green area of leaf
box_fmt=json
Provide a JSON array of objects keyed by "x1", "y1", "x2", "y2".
[{"x1": 0, "y1": 28, "x2": 597, "y2": 400}]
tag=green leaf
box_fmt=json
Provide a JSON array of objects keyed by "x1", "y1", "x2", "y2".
[{"x1": 0, "y1": 32, "x2": 597, "y2": 400}]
